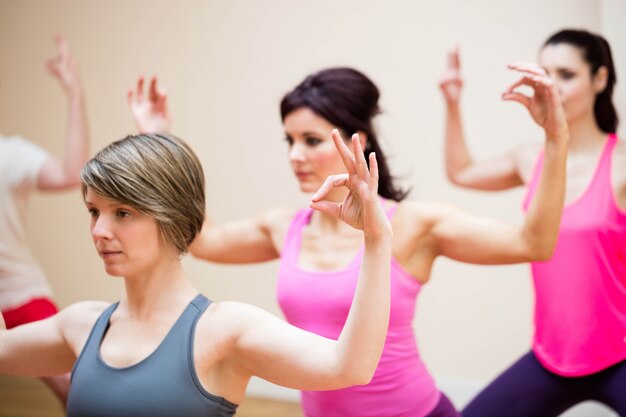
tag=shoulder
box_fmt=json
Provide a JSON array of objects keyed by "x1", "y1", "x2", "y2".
[
  {"x1": 205, "y1": 300, "x2": 271, "y2": 326},
  {"x1": 57, "y1": 301, "x2": 111, "y2": 342},
  {"x1": 394, "y1": 200, "x2": 458, "y2": 226},
  {"x1": 259, "y1": 206, "x2": 300, "y2": 234},
  {"x1": 204, "y1": 300, "x2": 281, "y2": 335},
  {"x1": 197, "y1": 300, "x2": 277, "y2": 348},
  {"x1": 391, "y1": 200, "x2": 462, "y2": 247},
  {"x1": 261, "y1": 206, "x2": 299, "y2": 227}
]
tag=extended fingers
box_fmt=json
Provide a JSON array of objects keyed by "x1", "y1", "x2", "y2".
[
  {"x1": 507, "y1": 62, "x2": 547, "y2": 77},
  {"x1": 331, "y1": 129, "x2": 356, "y2": 173},
  {"x1": 149, "y1": 76, "x2": 166, "y2": 102},
  {"x1": 448, "y1": 47, "x2": 460, "y2": 70},
  {"x1": 352, "y1": 134, "x2": 369, "y2": 179},
  {"x1": 54, "y1": 34, "x2": 70, "y2": 59},
  {"x1": 135, "y1": 76, "x2": 145, "y2": 100},
  {"x1": 367, "y1": 152, "x2": 379, "y2": 192}
]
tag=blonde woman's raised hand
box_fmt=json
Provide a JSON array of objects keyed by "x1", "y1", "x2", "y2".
[
  {"x1": 128, "y1": 75, "x2": 171, "y2": 133},
  {"x1": 439, "y1": 47, "x2": 463, "y2": 105},
  {"x1": 503, "y1": 63, "x2": 568, "y2": 140},
  {"x1": 310, "y1": 130, "x2": 391, "y2": 241}
]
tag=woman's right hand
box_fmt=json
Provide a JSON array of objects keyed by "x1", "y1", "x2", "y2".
[
  {"x1": 45, "y1": 34, "x2": 82, "y2": 98},
  {"x1": 310, "y1": 130, "x2": 392, "y2": 242},
  {"x1": 439, "y1": 47, "x2": 463, "y2": 105},
  {"x1": 127, "y1": 76, "x2": 171, "y2": 133},
  {"x1": 503, "y1": 63, "x2": 568, "y2": 140}
]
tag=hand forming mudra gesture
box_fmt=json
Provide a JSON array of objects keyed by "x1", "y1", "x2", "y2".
[{"x1": 311, "y1": 130, "x2": 391, "y2": 239}]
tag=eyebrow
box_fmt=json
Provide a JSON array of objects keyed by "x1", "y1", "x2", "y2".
[
  {"x1": 297, "y1": 130, "x2": 328, "y2": 138},
  {"x1": 84, "y1": 199, "x2": 130, "y2": 209}
]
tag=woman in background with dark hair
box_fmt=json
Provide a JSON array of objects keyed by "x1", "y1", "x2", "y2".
[
  {"x1": 130, "y1": 62, "x2": 569, "y2": 417},
  {"x1": 440, "y1": 29, "x2": 626, "y2": 416}
]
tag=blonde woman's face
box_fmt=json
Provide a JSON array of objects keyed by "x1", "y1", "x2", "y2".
[{"x1": 85, "y1": 188, "x2": 169, "y2": 278}]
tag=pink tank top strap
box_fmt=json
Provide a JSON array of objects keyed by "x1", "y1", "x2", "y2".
[
  {"x1": 280, "y1": 208, "x2": 313, "y2": 258},
  {"x1": 590, "y1": 134, "x2": 618, "y2": 197}
]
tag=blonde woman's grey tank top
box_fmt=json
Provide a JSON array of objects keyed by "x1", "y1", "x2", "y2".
[{"x1": 67, "y1": 294, "x2": 238, "y2": 417}]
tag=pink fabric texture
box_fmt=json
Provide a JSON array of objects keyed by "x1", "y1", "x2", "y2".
[
  {"x1": 277, "y1": 205, "x2": 440, "y2": 417},
  {"x1": 523, "y1": 134, "x2": 626, "y2": 376}
]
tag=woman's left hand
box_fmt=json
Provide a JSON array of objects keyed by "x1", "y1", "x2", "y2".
[
  {"x1": 310, "y1": 130, "x2": 392, "y2": 241},
  {"x1": 502, "y1": 63, "x2": 568, "y2": 140}
]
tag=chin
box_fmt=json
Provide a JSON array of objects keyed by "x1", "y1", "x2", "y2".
[
  {"x1": 103, "y1": 265, "x2": 126, "y2": 278},
  {"x1": 298, "y1": 183, "x2": 319, "y2": 194}
]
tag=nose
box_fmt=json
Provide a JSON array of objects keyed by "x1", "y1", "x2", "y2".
[
  {"x1": 91, "y1": 215, "x2": 113, "y2": 240},
  {"x1": 546, "y1": 71, "x2": 564, "y2": 97},
  {"x1": 288, "y1": 142, "x2": 307, "y2": 163}
]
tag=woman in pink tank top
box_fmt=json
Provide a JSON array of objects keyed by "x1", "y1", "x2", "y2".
[
  {"x1": 130, "y1": 61, "x2": 569, "y2": 416},
  {"x1": 442, "y1": 29, "x2": 626, "y2": 416}
]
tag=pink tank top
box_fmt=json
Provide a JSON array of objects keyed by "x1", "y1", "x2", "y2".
[
  {"x1": 277, "y1": 205, "x2": 440, "y2": 417},
  {"x1": 523, "y1": 134, "x2": 626, "y2": 376}
]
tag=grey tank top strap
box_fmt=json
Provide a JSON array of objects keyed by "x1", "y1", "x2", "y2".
[{"x1": 67, "y1": 294, "x2": 238, "y2": 417}]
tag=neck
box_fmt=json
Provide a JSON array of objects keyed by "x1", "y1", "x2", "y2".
[
  {"x1": 568, "y1": 113, "x2": 607, "y2": 153},
  {"x1": 121, "y1": 258, "x2": 197, "y2": 320}
]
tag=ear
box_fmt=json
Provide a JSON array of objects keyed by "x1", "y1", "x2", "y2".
[
  {"x1": 356, "y1": 131, "x2": 368, "y2": 152},
  {"x1": 593, "y1": 66, "x2": 609, "y2": 94}
]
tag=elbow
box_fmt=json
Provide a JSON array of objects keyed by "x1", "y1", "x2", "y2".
[
  {"x1": 446, "y1": 170, "x2": 462, "y2": 186},
  {"x1": 335, "y1": 361, "x2": 377, "y2": 387},
  {"x1": 58, "y1": 170, "x2": 83, "y2": 189},
  {"x1": 526, "y1": 239, "x2": 557, "y2": 262},
  {"x1": 349, "y1": 366, "x2": 376, "y2": 386},
  {"x1": 64, "y1": 176, "x2": 82, "y2": 188}
]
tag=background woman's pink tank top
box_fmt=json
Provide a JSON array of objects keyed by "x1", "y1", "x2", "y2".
[
  {"x1": 523, "y1": 134, "x2": 626, "y2": 376},
  {"x1": 277, "y1": 205, "x2": 441, "y2": 417}
]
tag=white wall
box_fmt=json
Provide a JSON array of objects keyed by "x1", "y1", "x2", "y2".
[{"x1": 0, "y1": 1, "x2": 623, "y2": 414}]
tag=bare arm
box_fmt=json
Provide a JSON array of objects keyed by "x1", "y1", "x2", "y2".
[
  {"x1": 38, "y1": 35, "x2": 89, "y2": 191},
  {"x1": 430, "y1": 63, "x2": 569, "y2": 264},
  {"x1": 0, "y1": 302, "x2": 105, "y2": 377},
  {"x1": 230, "y1": 132, "x2": 392, "y2": 390},
  {"x1": 440, "y1": 48, "x2": 524, "y2": 190},
  {"x1": 189, "y1": 208, "x2": 290, "y2": 263}
]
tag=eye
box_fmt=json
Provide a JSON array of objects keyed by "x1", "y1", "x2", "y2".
[
  {"x1": 88, "y1": 208, "x2": 99, "y2": 217},
  {"x1": 558, "y1": 70, "x2": 575, "y2": 80},
  {"x1": 284, "y1": 136, "x2": 294, "y2": 146},
  {"x1": 116, "y1": 210, "x2": 131, "y2": 218},
  {"x1": 305, "y1": 137, "x2": 322, "y2": 146}
]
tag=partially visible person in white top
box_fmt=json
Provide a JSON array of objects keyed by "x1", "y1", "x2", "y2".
[{"x1": 0, "y1": 34, "x2": 89, "y2": 406}]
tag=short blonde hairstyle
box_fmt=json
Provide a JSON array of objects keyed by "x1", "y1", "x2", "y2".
[{"x1": 81, "y1": 133, "x2": 205, "y2": 255}]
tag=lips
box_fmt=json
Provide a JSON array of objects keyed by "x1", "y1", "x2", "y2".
[
  {"x1": 295, "y1": 172, "x2": 311, "y2": 180},
  {"x1": 99, "y1": 250, "x2": 122, "y2": 260}
]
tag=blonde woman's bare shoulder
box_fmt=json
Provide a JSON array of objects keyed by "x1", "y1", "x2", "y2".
[{"x1": 57, "y1": 301, "x2": 112, "y2": 352}]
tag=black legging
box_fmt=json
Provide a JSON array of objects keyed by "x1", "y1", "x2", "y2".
[{"x1": 462, "y1": 351, "x2": 626, "y2": 417}]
